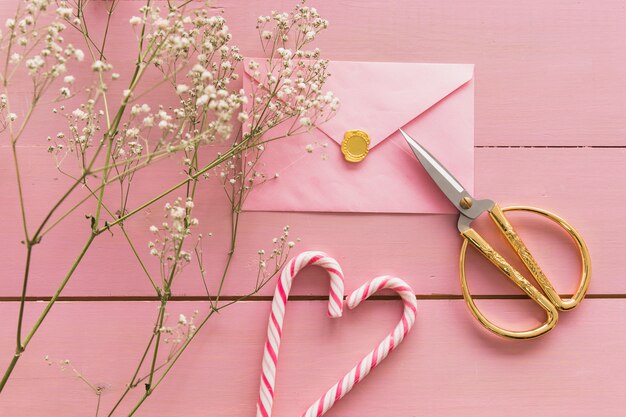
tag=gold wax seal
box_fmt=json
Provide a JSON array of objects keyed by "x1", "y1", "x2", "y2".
[{"x1": 341, "y1": 130, "x2": 370, "y2": 163}]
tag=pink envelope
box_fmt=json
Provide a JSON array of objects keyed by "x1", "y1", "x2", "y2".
[{"x1": 242, "y1": 60, "x2": 474, "y2": 214}]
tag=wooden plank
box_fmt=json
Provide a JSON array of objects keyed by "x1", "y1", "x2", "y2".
[
  {"x1": 0, "y1": 147, "x2": 618, "y2": 297},
  {"x1": 0, "y1": 2, "x2": 620, "y2": 417},
  {"x1": 218, "y1": 0, "x2": 626, "y2": 147},
  {"x1": 0, "y1": 299, "x2": 622, "y2": 416},
  {"x1": 0, "y1": 0, "x2": 623, "y2": 148}
]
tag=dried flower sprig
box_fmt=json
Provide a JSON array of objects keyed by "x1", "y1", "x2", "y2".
[
  {"x1": 0, "y1": 3, "x2": 337, "y2": 415},
  {"x1": 148, "y1": 197, "x2": 199, "y2": 284},
  {"x1": 44, "y1": 356, "x2": 106, "y2": 416}
]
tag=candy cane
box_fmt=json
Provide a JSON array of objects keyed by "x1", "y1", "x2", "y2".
[
  {"x1": 301, "y1": 276, "x2": 417, "y2": 417},
  {"x1": 256, "y1": 251, "x2": 345, "y2": 417}
]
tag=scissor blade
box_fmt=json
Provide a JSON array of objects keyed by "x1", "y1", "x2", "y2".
[{"x1": 399, "y1": 129, "x2": 472, "y2": 214}]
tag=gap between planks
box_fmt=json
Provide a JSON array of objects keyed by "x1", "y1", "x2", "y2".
[
  {"x1": 0, "y1": 294, "x2": 623, "y2": 302},
  {"x1": 474, "y1": 145, "x2": 626, "y2": 149},
  {"x1": 6, "y1": 145, "x2": 626, "y2": 149}
]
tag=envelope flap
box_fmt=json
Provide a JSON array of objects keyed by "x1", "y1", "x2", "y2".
[
  {"x1": 242, "y1": 59, "x2": 473, "y2": 148},
  {"x1": 317, "y1": 61, "x2": 473, "y2": 148}
]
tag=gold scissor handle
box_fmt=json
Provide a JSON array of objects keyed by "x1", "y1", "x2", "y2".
[{"x1": 459, "y1": 204, "x2": 592, "y2": 339}]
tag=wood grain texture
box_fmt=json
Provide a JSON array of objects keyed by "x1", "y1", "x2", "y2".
[
  {"x1": 219, "y1": 0, "x2": 626, "y2": 147},
  {"x1": 0, "y1": 0, "x2": 622, "y2": 415},
  {"x1": 0, "y1": 147, "x2": 618, "y2": 297},
  {"x1": 0, "y1": 300, "x2": 623, "y2": 417}
]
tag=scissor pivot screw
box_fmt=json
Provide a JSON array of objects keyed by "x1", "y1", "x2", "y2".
[{"x1": 460, "y1": 196, "x2": 473, "y2": 209}]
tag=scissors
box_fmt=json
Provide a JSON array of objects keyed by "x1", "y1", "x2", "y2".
[{"x1": 399, "y1": 129, "x2": 591, "y2": 339}]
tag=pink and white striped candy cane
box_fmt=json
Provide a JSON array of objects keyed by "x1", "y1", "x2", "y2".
[
  {"x1": 256, "y1": 251, "x2": 345, "y2": 417},
  {"x1": 301, "y1": 276, "x2": 417, "y2": 417}
]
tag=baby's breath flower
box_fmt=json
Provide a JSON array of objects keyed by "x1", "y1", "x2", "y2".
[
  {"x1": 170, "y1": 206, "x2": 185, "y2": 219},
  {"x1": 196, "y1": 94, "x2": 209, "y2": 106},
  {"x1": 74, "y1": 49, "x2": 84, "y2": 62},
  {"x1": 25, "y1": 56, "x2": 44, "y2": 73},
  {"x1": 72, "y1": 109, "x2": 86, "y2": 119},
  {"x1": 56, "y1": 6, "x2": 73, "y2": 19},
  {"x1": 91, "y1": 60, "x2": 107, "y2": 72},
  {"x1": 237, "y1": 111, "x2": 248, "y2": 122}
]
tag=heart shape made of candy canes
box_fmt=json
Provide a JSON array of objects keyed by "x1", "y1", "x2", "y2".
[{"x1": 256, "y1": 251, "x2": 418, "y2": 417}]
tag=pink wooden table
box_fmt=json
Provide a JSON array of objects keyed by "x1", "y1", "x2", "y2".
[{"x1": 2, "y1": 0, "x2": 626, "y2": 415}]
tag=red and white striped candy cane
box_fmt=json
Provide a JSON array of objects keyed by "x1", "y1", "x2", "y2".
[
  {"x1": 301, "y1": 276, "x2": 417, "y2": 417},
  {"x1": 256, "y1": 251, "x2": 345, "y2": 417}
]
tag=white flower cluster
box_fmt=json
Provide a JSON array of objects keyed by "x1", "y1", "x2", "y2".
[
  {"x1": 47, "y1": 101, "x2": 104, "y2": 162},
  {"x1": 3, "y1": 1, "x2": 84, "y2": 83},
  {"x1": 256, "y1": 4, "x2": 328, "y2": 44},
  {"x1": 247, "y1": 4, "x2": 339, "y2": 136},
  {"x1": 211, "y1": 2, "x2": 338, "y2": 209},
  {"x1": 0, "y1": 94, "x2": 9, "y2": 132},
  {"x1": 148, "y1": 198, "x2": 199, "y2": 284},
  {"x1": 161, "y1": 8, "x2": 247, "y2": 140},
  {"x1": 159, "y1": 309, "x2": 199, "y2": 344},
  {"x1": 88, "y1": 2, "x2": 251, "y2": 179},
  {"x1": 257, "y1": 225, "x2": 297, "y2": 270},
  {"x1": 254, "y1": 225, "x2": 299, "y2": 289}
]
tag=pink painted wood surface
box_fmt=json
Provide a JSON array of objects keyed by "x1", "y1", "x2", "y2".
[
  {"x1": 0, "y1": 300, "x2": 623, "y2": 416},
  {"x1": 0, "y1": 146, "x2": 617, "y2": 296},
  {"x1": 0, "y1": 0, "x2": 624, "y2": 416},
  {"x1": 218, "y1": 0, "x2": 626, "y2": 147}
]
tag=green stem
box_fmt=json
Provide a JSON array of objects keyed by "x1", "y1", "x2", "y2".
[
  {"x1": 1, "y1": 0, "x2": 191, "y2": 397},
  {"x1": 212, "y1": 204, "x2": 241, "y2": 310},
  {"x1": 11, "y1": 140, "x2": 29, "y2": 242},
  {"x1": 124, "y1": 308, "x2": 216, "y2": 417},
  {"x1": 123, "y1": 252, "x2": 288, "y2": 417},
  {"x1": 98, "y1": 0, "x2": 117, "y2": 60},
  {"x1": 119, "y1": 226, "x2": 159, "y2": 294},
  {"x1": 126, "y1": 213, "x2": 240, "y2": 416},
  {"x1": 145, "y1": 301, "x2": 167, "y2": 392},
  {"x1": 98, "y1": 142, "x2": 246, "y2": 233},
  {"x1": 3, "y1": 56, "x2": 148, "y2": 389},
  {"x1": 95, "y1": 391, "x2": 102, "y2": 417},
  {"x1": 15, "y1": 245, "x2": 32, "y2": 349},
  {"x1": 83, "y1": 182, "x2": 161, "y2": 295},
  {"x1": 0, "y1": 354, "x2": 20, "y2": 394},
  {"x1": 0, "y1": 233, "x2": 96, "y2": 393},
  {"x1": 144, "y1": 204, "x2": 191, "y2": 392},
  {"x1": 22, "y1": 234, "x2": 95, "y2": 348},
  {"x1": 105, "y1": 330, "x2": 156, "y2": 417},
  {"x1": 31, "y1": 173, "x2": 87, "y2": 240}
]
